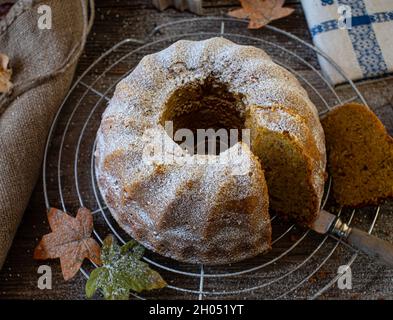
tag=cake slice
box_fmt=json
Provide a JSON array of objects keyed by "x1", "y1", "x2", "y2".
[{"x1": 322, "y1": 102, "x2": 393, "y2": 207}]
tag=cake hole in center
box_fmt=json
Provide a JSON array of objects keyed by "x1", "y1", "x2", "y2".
[{"x1": 160, "y1": 77, "x2": 246, "y2": 155}]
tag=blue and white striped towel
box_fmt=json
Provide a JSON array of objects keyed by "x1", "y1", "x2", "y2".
[{"x1": 301, "y1": 0, "x2": 393, "y2": 85}]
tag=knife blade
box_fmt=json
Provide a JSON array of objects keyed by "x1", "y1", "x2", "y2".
[
  {"x1": 310, "y1": 209, "x2": 338, "y2": 234},
  {"x1": 309, "y1": 209, "x2": 393, "y2": 267}
]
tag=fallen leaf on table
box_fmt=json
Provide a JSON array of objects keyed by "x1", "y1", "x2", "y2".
[
  {"x1": 0, "y1": 53, "x2": 13, "y2": 94},
  {"x1": 34, "y1": 207, "x2": 101, "y2": 281},
  {"x1": 228, "y1": 0, "x2": 294, "y2": 29},
  {"x1": 86, "y1": 235, "x2": 167, "y2": 300}
]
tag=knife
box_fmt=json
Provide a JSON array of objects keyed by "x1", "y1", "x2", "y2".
[{"x1": 311, "y1": 210, "x2": 393, "y2": 267}]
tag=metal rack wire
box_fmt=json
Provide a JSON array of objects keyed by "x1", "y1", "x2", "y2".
[{"x1": 42, "y1": 17, "x2": 380, "y2": 300}]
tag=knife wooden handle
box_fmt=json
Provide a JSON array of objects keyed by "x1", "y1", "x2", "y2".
[{"x1": 347, "y1": 227, "x2": 393, "y2": 267}]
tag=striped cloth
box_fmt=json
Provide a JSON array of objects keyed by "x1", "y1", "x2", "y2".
[{"x1": 301, "y1": 0, "x2": 393, "y2": 85}]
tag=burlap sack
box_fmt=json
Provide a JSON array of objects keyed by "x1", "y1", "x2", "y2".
[{"x1": 0, "y1": 0, "x2": 94, "y2": 269}]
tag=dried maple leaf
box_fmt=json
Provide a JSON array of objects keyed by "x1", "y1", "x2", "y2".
[
  {"x1": 228, "y1": 0, "x2": 294, "y2": 29},
  {"x1": 0, "y1": 53, "x2": 13, "y2": 94},
  {"x1": 86, "y1": 235, "x2": 167, "y2": 300},
  {"x1": 34, "y1": 207, "x2": 101, "y2": 281}
]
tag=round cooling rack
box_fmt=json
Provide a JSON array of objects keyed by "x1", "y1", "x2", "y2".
[{"x1": 42, "y1": 17, "x2": 381, "y2": 300}]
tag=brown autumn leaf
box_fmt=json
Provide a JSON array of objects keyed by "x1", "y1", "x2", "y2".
[
  {"x1": 34, "y1": 207, "x2": 102, "y2": 281},
  {"x1": 228, "y1": 0, "x2": 294, "y2": 29},
  {"x1": 0, "y1": 53, "x2": 13, "y2": 94}
]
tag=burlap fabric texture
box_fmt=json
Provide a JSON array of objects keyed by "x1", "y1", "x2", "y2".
[{"x1": 0, "y1": 0, "x2": 94, "y2": 269}]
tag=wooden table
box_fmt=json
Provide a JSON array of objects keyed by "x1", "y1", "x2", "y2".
[{"x1": 1, "y1": 0, "x2": 393, "y2": 300}]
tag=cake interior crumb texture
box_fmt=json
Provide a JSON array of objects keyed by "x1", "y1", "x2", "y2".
[
  {"x1": 246, "y1": 105, "x2": 323, "y2": 225},
  {"x1": 322, "y1": 102, "x2": 393, "y2": 207}
]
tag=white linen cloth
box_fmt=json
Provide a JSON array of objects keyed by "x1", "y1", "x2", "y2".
[{"x1": 301, "y1": 0, "x2": 393, "y2": 85}]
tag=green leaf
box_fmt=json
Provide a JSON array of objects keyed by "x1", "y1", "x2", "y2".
[
  {"x1": 104, "y1": 286, "x2": 129, "y2": 300},
  {"x1": 85, "y1": 235, "x2": 167, "y2": 300},
  {"x1": 120, "y1": 239, "x2": 139, "y2": 255},
  {"x1": 120, "y1": 256, "x2": 167, "y2": 293},
  {"x1": 101, "y1": 234, "x2": 121, "y2": 264},
  {"x1": 85, "y1": 267, "x2": 106, "y2": 298},
  {"x1": 132, "y1": 244, "x2": 145, "y2": 259}
]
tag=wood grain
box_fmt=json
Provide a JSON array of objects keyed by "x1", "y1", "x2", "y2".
[{"x1": 0, "y1": 0, "x2": 392, "y2": 300}]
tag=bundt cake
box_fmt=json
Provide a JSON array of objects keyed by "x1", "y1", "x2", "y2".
[
  {"x1": 322, "y1": 102, "x2": 393, "y2": 207},
  {"x1": 95, "y1": 37, "x2": 326, "y2": 264}
]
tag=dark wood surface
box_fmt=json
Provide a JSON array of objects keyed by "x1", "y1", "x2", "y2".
[{"x1": 1, "y1": 0, "x2": 393, "y2": 300}]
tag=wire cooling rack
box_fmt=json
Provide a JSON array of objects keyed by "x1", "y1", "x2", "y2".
[{"x1": 42, "y1": 17, "x2": 381, "y2": 300}]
